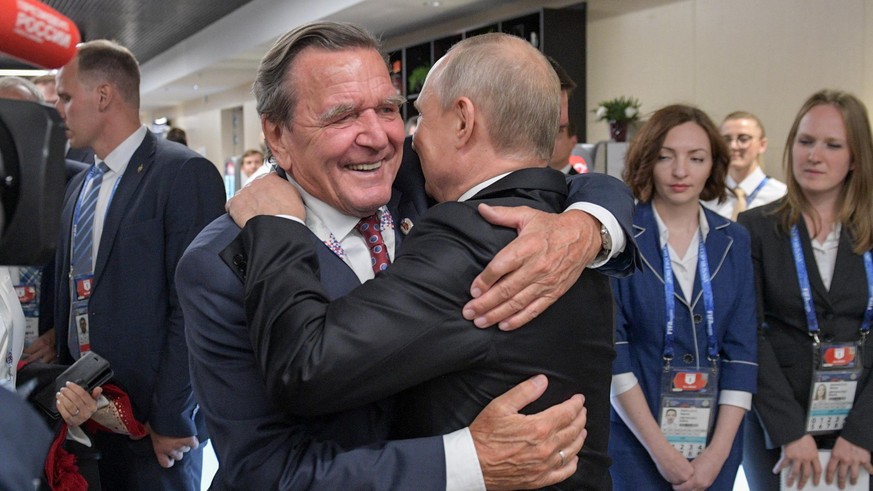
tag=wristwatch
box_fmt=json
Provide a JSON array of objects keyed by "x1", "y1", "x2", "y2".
[{"x1": 595, "y1": 223, "x2": 612, "y2": 263}]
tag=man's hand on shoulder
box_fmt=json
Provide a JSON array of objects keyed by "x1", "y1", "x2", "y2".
[
  {"x1": 470, "y1": 375, "x2": 587, "y2": 490},
  {"x1": 463, "y1": 204, "x2": 600, "y2": 331},
  {"x1": 226, "y1": 173, "x2": 305, "y2": 227}
]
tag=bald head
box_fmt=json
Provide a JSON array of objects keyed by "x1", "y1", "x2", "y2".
[
  {"x1": 0, "y1": 77, "x2": 44, "y2": 102},
  {"x1": 426, "y1": 33, "x2": 560, "y2": 162}
]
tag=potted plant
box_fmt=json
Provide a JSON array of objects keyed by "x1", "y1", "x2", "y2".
[{"x1": 593, "y1": 96, "x2": 641, "y2": 142}]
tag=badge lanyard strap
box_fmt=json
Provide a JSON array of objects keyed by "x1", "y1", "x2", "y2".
[
  {"x1": 790, "y1": 225, "x2": 873, "y2": 342},
  {"x1": 745, "y1": 177, "x2": 770, "y2": 205},
  {"x1": 662, "y1": 229, "x2": 719, "y2": 366}
]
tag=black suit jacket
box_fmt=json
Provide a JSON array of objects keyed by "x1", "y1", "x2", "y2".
[
  {"x1": 55, "y1": 131, "x2": 226, "y2": 440},
  {"x1": 235, "y1": 168, "x2": 615, "y2": 490},
  {"x1": 739, "y1": 201, "x2": 873, "y2": 451}
]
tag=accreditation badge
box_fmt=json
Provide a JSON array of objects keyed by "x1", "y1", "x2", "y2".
[
  {"x1": 659, "y1": 368, "x2": 718, "y2": 459},
  {"x1": 73, "y1": 302, "x2": 92, "y2": 354},
  {"x1": 15, "y1": 284, "x2": 40, "y2": 345},
  {"x1": 805, "y1": 342, "x2": 861, "y2": 434},
  {"x1": 74, "y1": 274, "x2": 95, "y2": 301}
]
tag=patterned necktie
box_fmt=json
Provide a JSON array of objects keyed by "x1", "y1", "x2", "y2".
[
  {"x1": 731, "y1": 187, "x2": 747, "y2": 221},
  {"x1": 72, "y1": 163, "x2": 108, "y2": 275},
  {"x1": 358, "y1": 213, "x2": 391, "y2": 275}
]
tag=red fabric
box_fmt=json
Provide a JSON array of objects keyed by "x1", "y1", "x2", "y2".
[
  {"x1": 44, "y1": 425, "x2": 87, "y2": 491},
  {"x1": 43, "y1": 383, "x2": 147, "y2": 490}
]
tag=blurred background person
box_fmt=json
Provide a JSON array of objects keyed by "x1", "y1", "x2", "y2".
[
  {"x1": 739, "y1": 90, "x2": 873, "y2": 490},
  {"x1": 166, "y1": 127, "x2": 188, "y2": 146},
  {"x1": 32, "y1": 73, "x2": 59, "y2": 106},
  {"x1": 610, "y1": 104, "x2": 757, "y2": 490},
  {"x1": 704, "y1": 111, "x2": 786, "y2": 220},
  {"x1": 239, "y1": 148, "x2": 264, "y2": 186}
]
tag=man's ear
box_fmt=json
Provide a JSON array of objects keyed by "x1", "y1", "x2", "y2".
[
  {"x1": 758, "y1": 136, "x2": 768, "y2": 156},
  {"x1": 96, "y1": 83, "x2": 113, "y2": 112},
  {"x1": 262, "y1": 116, "x2": 291, "y2": 171},
  {"x1": 453, "y1": 96, "x2": 475, "y2": 147}
]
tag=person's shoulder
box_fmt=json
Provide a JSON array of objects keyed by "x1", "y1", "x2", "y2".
[{"x1": 185, "y1": 214, "x2": 239, "y2": 255}]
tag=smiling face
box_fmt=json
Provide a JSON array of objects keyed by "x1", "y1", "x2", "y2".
[
  {"x1": 265, "y1": 47, "x2": 405, "y2": 217},
  {"x1": 652, "y1": 122, "x2": 714, "y2": 210},
  {"x1": 721, "y1": 117, "x2": 767, "y2": 180},
  {"x1": 791, "y1": 104, "x2": 853, "y2": 202}
]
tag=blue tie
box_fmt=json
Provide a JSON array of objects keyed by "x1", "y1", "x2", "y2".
[{"x1": 69, "y1": 162, "x2": 108, "y2": 357}]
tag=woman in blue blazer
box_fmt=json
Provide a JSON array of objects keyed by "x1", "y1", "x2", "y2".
[
  {"x1": 739, "y1": 90, "x2": 873, "y2": 490},
  {"x1": 609, "y1": 105, "x2": 758, "y2": 490}
]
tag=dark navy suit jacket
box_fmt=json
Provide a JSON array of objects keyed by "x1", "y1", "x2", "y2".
[
  {"x1": 54, "y1": 131, "x2": 225, "y2": 443},
  {"x1": 178, "y1": 163, "x2": 447, "y2": 489}
]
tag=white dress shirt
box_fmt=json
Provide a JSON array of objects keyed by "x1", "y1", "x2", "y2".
[
  {"x1": 702, "y1": 167, "x2": 787, "y2": 220},
  {"x1": 811, "y1": 223, "x2": 841, "y2": 291},
  {"x1": 0, "y1": 266, "x2": 26, "y2": 389}
]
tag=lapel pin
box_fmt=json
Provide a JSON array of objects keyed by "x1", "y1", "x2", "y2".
[
  {"x1": 400, "y1": 218, "x2": 414, "y2": 235},
  {"x1": 137, "y1": 163, "x2": 143, "y2": 173}
]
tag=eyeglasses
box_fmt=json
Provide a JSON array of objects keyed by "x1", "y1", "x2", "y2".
[{"x1": 723, "y1": 134, "x2": 756, "y2": 147}]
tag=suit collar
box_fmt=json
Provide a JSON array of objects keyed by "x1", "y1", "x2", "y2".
[
  {"x1": 469, "y1": 167, "x2": 568, "y2": 202},
  {"x1": 94, "y1": 131, "x2": 157, "y2": 280},
  {"x1": 635, "y1": 201, "x2": 734, "y2": 309}
]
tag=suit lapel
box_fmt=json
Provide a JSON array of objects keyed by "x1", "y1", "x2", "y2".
[
  {"x1": 635, "y1": 202, "x2": 688, "y2": 307},
  {"x1": 688, "y1": 212, "x2": 733, "y2": 309},
  {"x1": 796, "y1": 219, "x2": 833, "y2": 307},
  {"x1": 94, "y1": 132, "x2": 155, "y2": 282}
]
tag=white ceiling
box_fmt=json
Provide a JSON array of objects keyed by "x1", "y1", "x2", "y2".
[{"x1": 139, "y1": 0, "x2": 681, "y2": 112}]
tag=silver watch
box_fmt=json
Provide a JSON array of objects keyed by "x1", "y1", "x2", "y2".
[{"x1": 596, "y1": 224, "x2": 612, "y2": 263}]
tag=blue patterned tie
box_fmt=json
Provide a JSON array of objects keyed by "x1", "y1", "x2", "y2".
[
  {"x1": 69, "y1": 163, "x2": 108, "y2": 357},
  {"x1": 71, "y1": 163, "x2": 108, "y2": 276}
]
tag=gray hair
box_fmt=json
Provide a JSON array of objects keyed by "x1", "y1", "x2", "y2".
[
  {"x1": 254, "y1": 22, "x2": 383, "y2": 129},
  {"x1": 0, "y1": 76, "x2": 44, "y2": 102},
  {"x1": 428, "y1": 33, "x2": 559, "y2": 162},
  {"x1": 76, "y1": 40, "x2": 141, "y2": 109}
]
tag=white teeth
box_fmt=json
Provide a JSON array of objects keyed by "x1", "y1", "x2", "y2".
[{"x1": 347, "y1": 161, "x2": 382, "y2": 171}]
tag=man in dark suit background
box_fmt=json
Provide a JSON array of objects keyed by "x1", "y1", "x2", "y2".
[
  {"x1": 180, "y1": 21, "x2": 633, "y2": 489},
  {"x1": 228, "y1": 32, "x2": 621, "y2": 490},
  {"x1": 52, "y1": 40, "x2": 226, "y2": 490}
]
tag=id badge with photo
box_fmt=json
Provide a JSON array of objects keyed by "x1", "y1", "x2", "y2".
[
  {"x1": 659, "y1": 368, "x2": 718, "y2": 459},
  {"x1": 72, "y1": 302, "x2": 92, "y2": 354},
  {"x1": 805, "y1": 343, "x2": 861, "y2": 434},
  {"x1": 15, "y1": 284, "x2": 39, "y2": 345}
]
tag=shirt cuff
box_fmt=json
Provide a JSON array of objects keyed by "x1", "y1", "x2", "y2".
[
  {"x1": 444, "y1": 427, "x2": 485, "y2": 491},
  {"x1": 718, "y1": 390, "x2": 753, "y2": 411},
  {"x1": 610, "y1": 372, "x2": 639, "y2": 397},
  {"x1": 564, "y1": 203, "x2": 626, "y2": 268}
]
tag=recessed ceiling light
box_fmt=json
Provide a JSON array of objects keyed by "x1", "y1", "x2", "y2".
[{"x1": 423, "y1": 1, "x2": 441, "y2": 6}]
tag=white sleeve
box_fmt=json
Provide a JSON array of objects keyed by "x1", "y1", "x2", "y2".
[{"x1": 444, "y1": 427, "x2": 486, "y2": 491}]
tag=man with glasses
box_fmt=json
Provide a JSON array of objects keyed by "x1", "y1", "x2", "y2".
[{"x1": 704, "y1": 111, "x2": 786, "y2": 220}]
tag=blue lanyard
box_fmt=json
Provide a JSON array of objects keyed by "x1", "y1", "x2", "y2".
[
  {"x1": 662, "y1": 229, "x2": 719, "y2": 364},
  {"x1": 745, "y1": 177, "x2": 770, "y2": 205},
  {"x1": 789, "y1": 225, "x2": 873, "y2": 339}
]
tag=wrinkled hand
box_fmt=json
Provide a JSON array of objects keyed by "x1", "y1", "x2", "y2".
[
  {"x1": 147, "y1": 424, "x2": 199, "y2": 469},
  {"x1": 776, "y1": 435, "x2": 821, "y2": 489},
  {"x1": 226, "y1": 173, "x2": 305, "y2": 228},
  {"x1": 825, "y1": 436, "x2": 873, "y2": 489},
  {"x1": 22, "y1": 329, "x2": 56, "y2": 363},
  {"x1": 463, "y1": 205, "x2": 600, "y2": 331},
  {"x1": 470, "y1": 374, "x2": 587, "y2": 490},
  {"x1": 671, "y1": 448, "x2": 723, "y2": 491},
  {"x1": 56, "y1": 381, "x2": 101, "y2": 427}
]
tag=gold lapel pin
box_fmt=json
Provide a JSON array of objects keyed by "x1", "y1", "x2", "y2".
[{"x1": 400, "y1": 218, "x2": 414, "y2": 235}]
